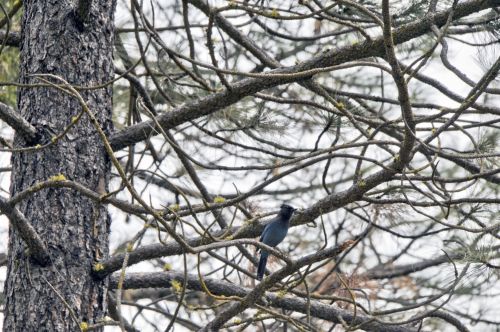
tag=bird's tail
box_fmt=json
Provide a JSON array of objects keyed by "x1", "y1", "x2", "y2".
[{"x1": 257, "y1": 251, "x2": 268, "y2": 280}]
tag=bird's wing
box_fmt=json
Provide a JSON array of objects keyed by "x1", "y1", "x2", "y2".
[
  {"x1": 262, "y1": 218, "x2": 290, "y2": 247},
  {"x1": 259, "y1": 222, "x2": 271, "y2": 242}
]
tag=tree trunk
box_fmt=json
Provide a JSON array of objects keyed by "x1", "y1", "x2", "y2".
[{"x1": 3, "y1": 0, "x2": 115, "y2": 330}]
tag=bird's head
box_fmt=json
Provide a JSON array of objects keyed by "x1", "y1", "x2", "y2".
[{"x1": 279, "y1": 204, "x2": 297, "y2": 219}]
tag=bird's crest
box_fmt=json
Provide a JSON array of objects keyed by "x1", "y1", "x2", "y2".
[{"x1": 280, "y1": 204, "x2": 296, "y2": 212}]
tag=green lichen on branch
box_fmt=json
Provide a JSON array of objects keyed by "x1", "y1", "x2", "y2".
[
  {"x1": 48, "y1": 174, "x2": 67, "y2": 182},
  {"x1": 93, "y1": 262, "x2": 105, "y2": 272}
]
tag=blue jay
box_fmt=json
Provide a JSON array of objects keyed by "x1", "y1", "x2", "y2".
[{"x1": 257, "y1": 204, "x2": 296, "y2": 280}]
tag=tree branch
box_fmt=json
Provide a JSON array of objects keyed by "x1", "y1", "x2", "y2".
[
  {"x1": 0, "y1": 30, "x2": 20, "y2": 47},
  {"x1": 108, "y1": 0, "x2": 498, "y2": 151},
  {"x1": 427, "y1": 311, "x2": 471, "y2": 332},
  {"x1": 0, "y1": 102, "x2": 37, "y2": 142},
  {"x1": 0, "y1": 197, "x2": 50, "y2": 266},
  {"x1": 362, "y1": 252, "x2": 464, "y2": 280},
  {"x1": 94, "y1": 172, "x2": 386, "y2": 278},
  {"x1": 110, "y1": 271, "x2": 416, "y2": 332}
]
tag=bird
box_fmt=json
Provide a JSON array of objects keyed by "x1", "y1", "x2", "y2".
[{"x1": 256, "y1": 204, "x2": 297, "y2": 280}]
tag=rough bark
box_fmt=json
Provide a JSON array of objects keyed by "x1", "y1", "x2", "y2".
[{"x1": 3, "y1": 0, "x2": 115, "y2": 330}]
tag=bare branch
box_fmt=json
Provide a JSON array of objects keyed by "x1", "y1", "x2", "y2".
[
  {"x1": 111, "y1": 270, "x2": 417, "y2": 332},
  {"x1": 0, "y1": 102, "x2": 37, "y2": 142},
  {"x1": 0, "y1": 197, "x2": 50, "y2": 266}
]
